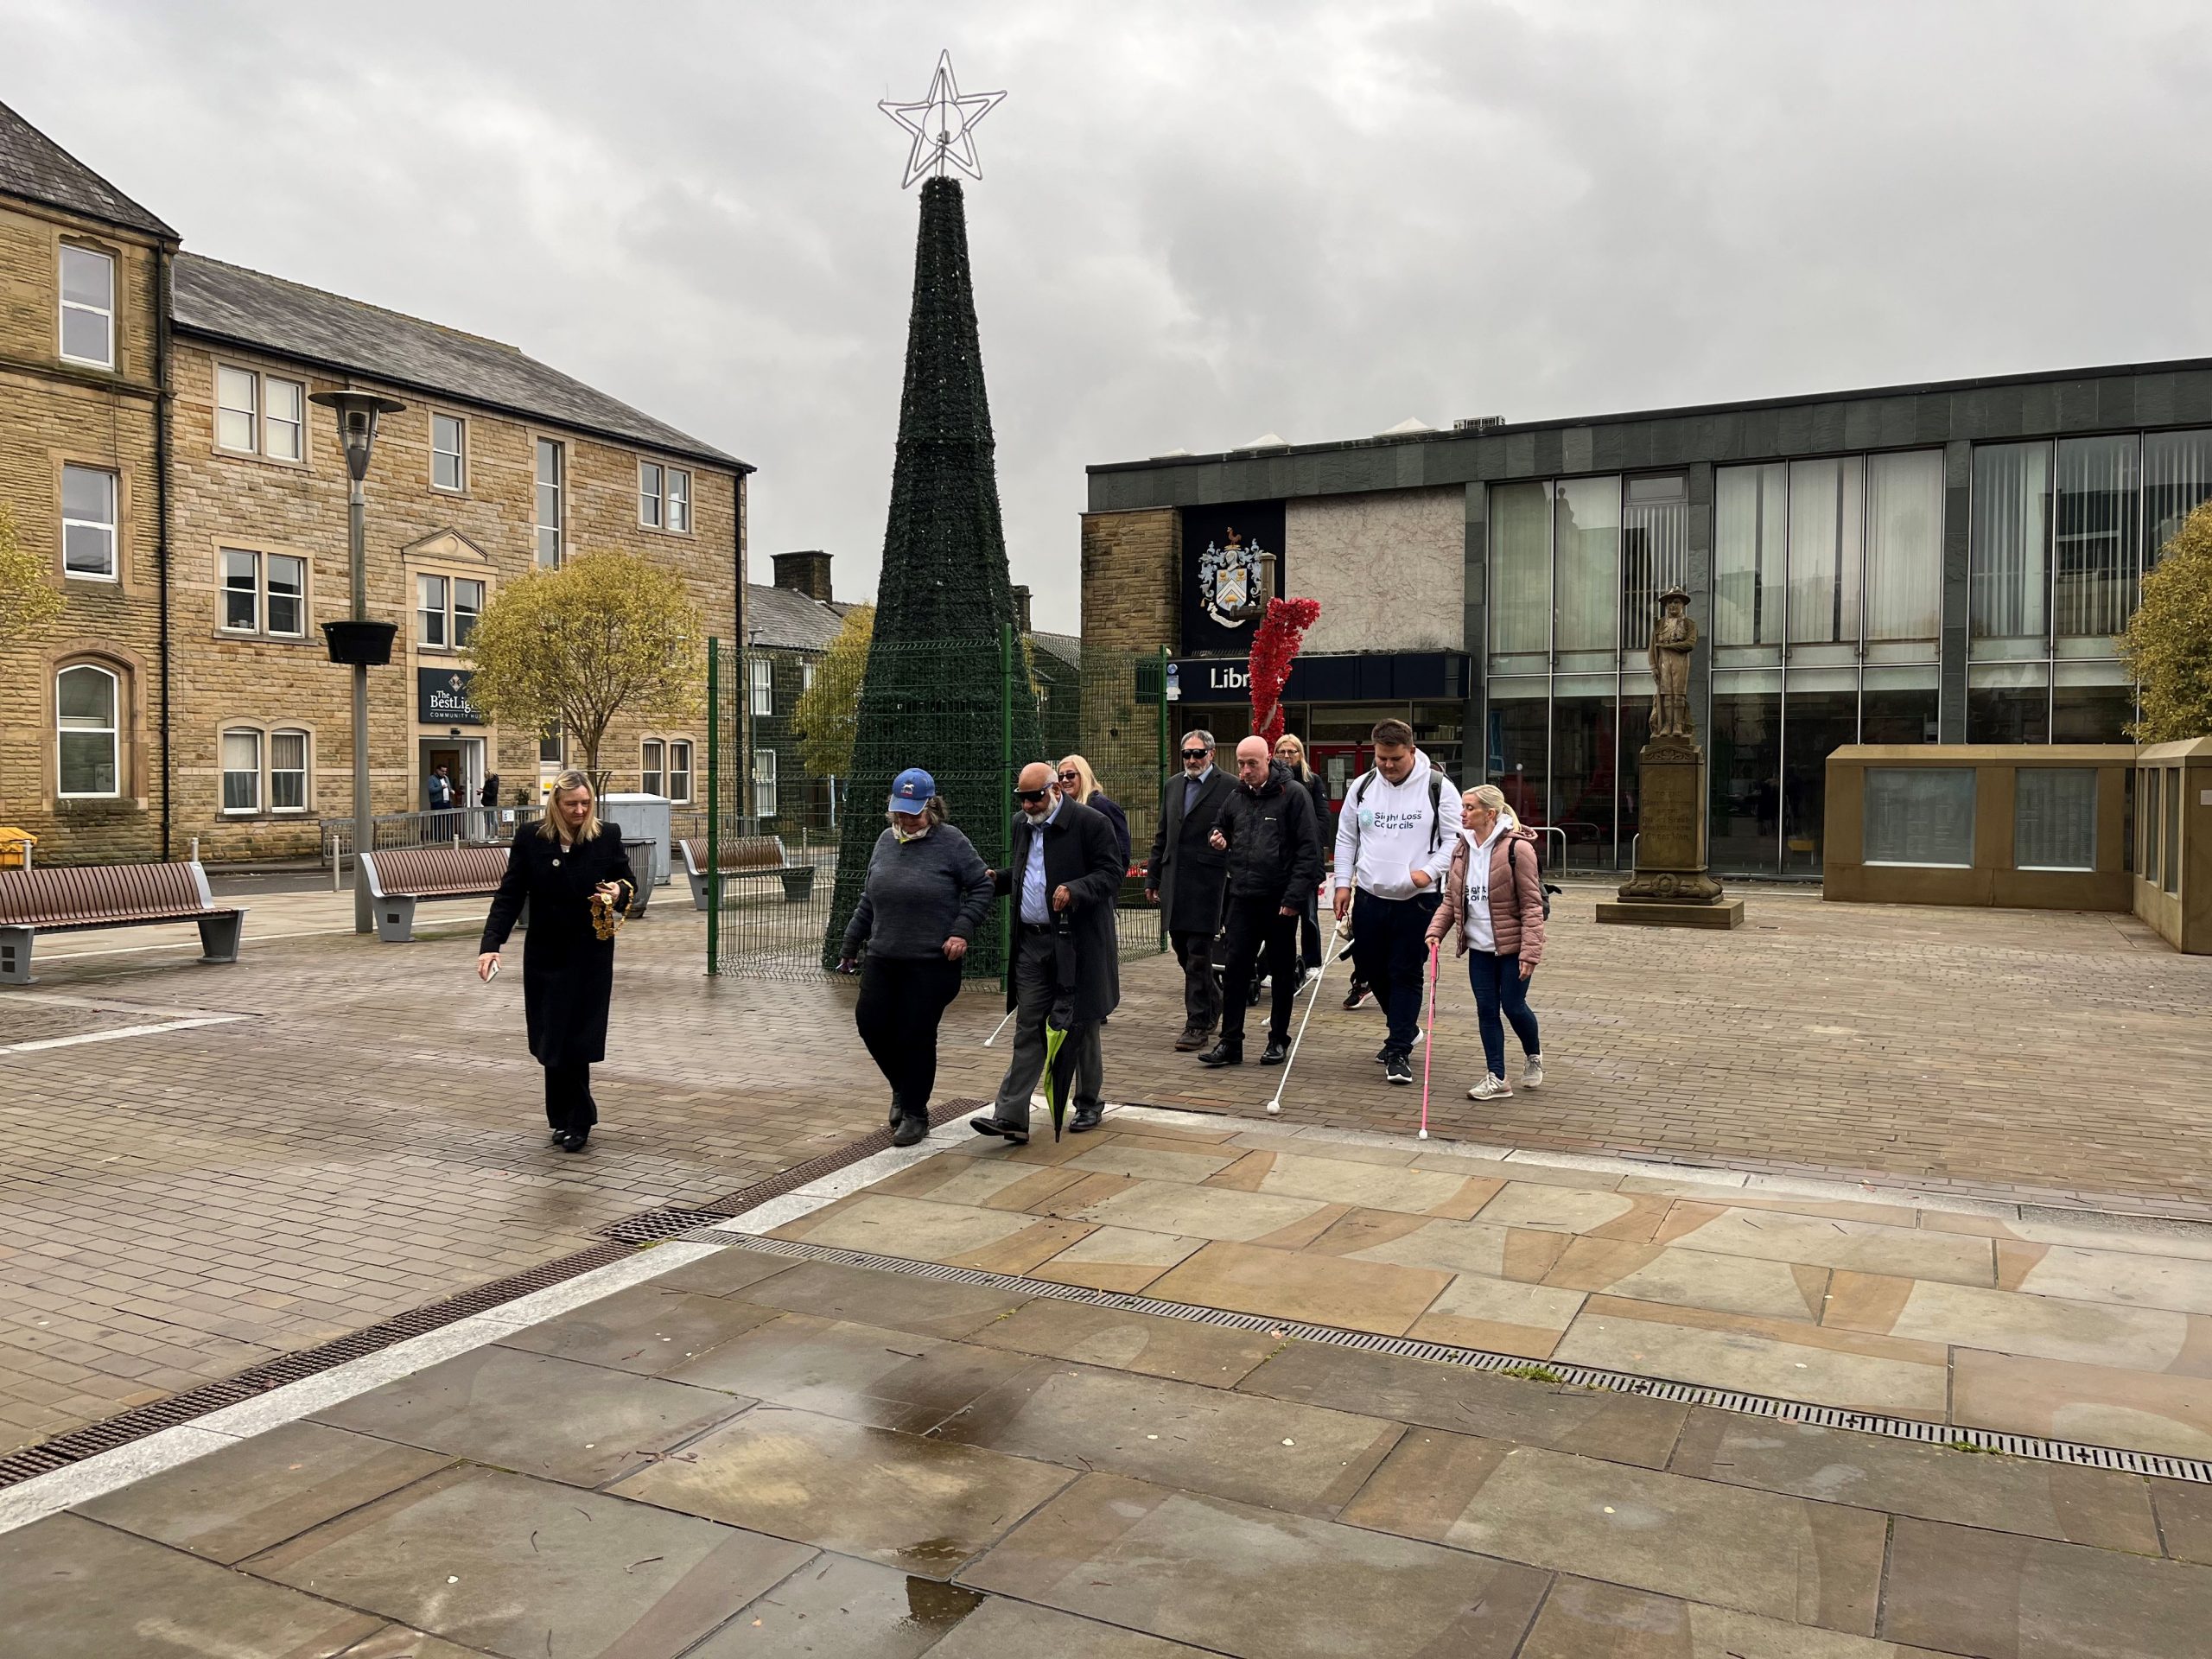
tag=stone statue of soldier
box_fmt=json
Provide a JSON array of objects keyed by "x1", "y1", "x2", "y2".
[{"x1": 1648, "y1": 586, "x2": 1696, "y2": 741}]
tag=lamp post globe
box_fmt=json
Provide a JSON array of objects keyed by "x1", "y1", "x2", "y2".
[{"x1": 308, "y1": 389, "x2": 408, "y2": 934}]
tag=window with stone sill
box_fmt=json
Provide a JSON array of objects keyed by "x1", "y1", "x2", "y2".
[
  {"x1": 60, "y1": 245, "x2": 114, "y2": 368},
  {"x1": 216, "y1": 366, "x2": 306, "y2": 462},
  {"x1": 639, "y1": 462, "x2": 693, "y2": 532},
  {"x1": 56, "y1": 663, "x2": 121, "y2": 798},
  {"x1": 416, "y1": 574, "x2": 485, "y2": 650},
  {"x1": 221, "y1": 550, "x2": 307, "y2": 638},
  {"x1": 432, "y1": 413, "x2": 466, "y2": 492},
  {"x1": 62, "y1": 464, "x2": 118, "y2": 580}
]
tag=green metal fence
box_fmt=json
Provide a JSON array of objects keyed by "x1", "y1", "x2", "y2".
[{"x1": 705, "y1": 632, "x2": 1169, "y2": 981}]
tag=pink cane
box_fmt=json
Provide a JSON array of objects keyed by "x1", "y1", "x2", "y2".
[{"x1": 1418, "y1": 939, "x2": 1441, "y2": 1141}]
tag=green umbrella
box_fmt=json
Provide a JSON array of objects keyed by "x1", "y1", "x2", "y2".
[{"x1": 1040, "y1": 1020, "x2": 1071, "y2": 1141}]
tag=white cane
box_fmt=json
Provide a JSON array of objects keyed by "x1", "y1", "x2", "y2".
[
  {"x1": 1266, "y1": 909, "x2": 1345, "y2": 1116},
  {"x1": 982, "y1": 1006, "x2": 1018, "y2": 1047}
]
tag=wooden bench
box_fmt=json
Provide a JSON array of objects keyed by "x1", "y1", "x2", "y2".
[
  {"x1": 0, "y1": 861, "x2": 245, "y2": 984},
  {"x1": 679, "y1": 836, "x2": 816, "y2": 909},
  {"x1": 360, "y1": 845, "x2": 515, "y2": 944}
]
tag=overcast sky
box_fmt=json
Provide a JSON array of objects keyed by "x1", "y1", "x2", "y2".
[{"x1": 10, "y1": 1, "x2": 2212, "y2": 629}]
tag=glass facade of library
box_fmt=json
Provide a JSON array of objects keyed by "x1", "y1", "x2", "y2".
[{"x1": 1485, "y1": 429, "x2": 2212, "y2": 875}]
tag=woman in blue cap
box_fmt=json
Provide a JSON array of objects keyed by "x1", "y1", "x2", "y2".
[{"x1": 838, "y1": 767, "x2": 995, "y2": 1145}]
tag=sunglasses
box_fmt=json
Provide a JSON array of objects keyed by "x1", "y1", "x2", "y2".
[
  {"x1": 1181, "y1": 750, "x2": 1210, "y2": 760},
  {"x1": 1014, "y1": 787, "x2": 1051, "y2": 804},
  {"x1": 1058, "y1": 772, "x2": 1080, "y2": 782}
]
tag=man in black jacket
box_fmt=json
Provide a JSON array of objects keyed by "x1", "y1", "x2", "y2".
[
  {"x1": 970, "y1": 761, "x2": 1127, "y2": 1145},
  {"x1": 1145, "y1": 730, "x2": 1233, "y2": 1051},
  {"x1": 1198, "y1": 737, "x2": 1325, "y2": 1068}
]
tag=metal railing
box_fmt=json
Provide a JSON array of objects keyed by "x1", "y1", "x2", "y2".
[{"x1": 322, "y1": 806, "x2": 545, "y2": 887}]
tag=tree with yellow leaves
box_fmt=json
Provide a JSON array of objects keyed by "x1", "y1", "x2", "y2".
[
  {"x1": 0, "y1": 502, "x2": 63, "y2": 642},
  {"x1": 2120, "y1": 500, "x2": 2212, "y2": 741},
  {"x1": 789, "y1": 603, "x2": 874, "y2": 780},
  {"x1": 465, "y1": 550, "x2": 704, "y2": 795}
]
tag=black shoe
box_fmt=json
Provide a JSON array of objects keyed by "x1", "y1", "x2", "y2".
[
  {"x1": 887, "y1": 1094, "x2": 902, "y2": 1130},
  {"x1": 1374, "y1": 1042, "x2": 1392, "y2": 1064},
  {"x1": 969, "y1": 1115, "x2": 1030, "y2": 1146},
  {"x1": 1198, "y1": 1039, "x2": 1243, "y2": 1067},
  {"x1": 548, "y1": 1129, "x2": 566, "y2": 1144},
  {"x1": 1260, "y1": 1039, "x2": 1289, "y2": 1065},
  {"x1": 1343, "y1": 981, "x2": 1371, "y2": 1011},
  {"x1": 891, "y1": 1114, "x2": 928, "y2": 1148},
  {"x1": 1070, "y1": 1104, "x2": 1104, "y2": 1133},
  {"x1": 556, "y1": 1129, "x2": 590, "y2": 1152},
  {"x1": 1383, "y1": 1049, "x2": 1414, "y2": 1086}
]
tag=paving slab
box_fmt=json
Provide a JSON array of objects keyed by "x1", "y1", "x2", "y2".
[
  {"x1": 310, "y1": 1344, "x2": 751, "y2": 1486},
  {"x1": 865, "y1": 1155, "x2": 1094, "y2": 1213},
  {"x1": 1063, "y1": 1141, "x2": 1247, "y2": 1185},
  {"x1": 664, "y1": 1313, "x2": 1034, "y2": 1433},
  {"x1": 1049, "y1": 1179, "x2": 1344, "y2": 1248},
  {"x1": 1519, "y1": 1573, "x2": 1958, "y2": 1658},
  {"x1": 645, "y1": 1247, "x2": 804, "y2": 1300},
  {"x1": 772, "y1": 1193, "x2": 1093, "y2": 1274},
  {"x1": 923, "y1": 1596, "x2": 1223, "y2": 1656},
  {"x1": 2000, "y1": 1240, "x2": 2212, "y2": 1316},
  {"x1": 959, "y1": 1469, "x2": 1553, "y2": 1659},
  {"x1": 336, "y1": 1628, "x2": 489, "y2": 1659},
  {"x1": 730, "y1": 1260, "x2": 1032, "y2": 1339},
  {"x1": 1880, "y1": 1512, "x2": 2212, "y2": 1657},
  {"x1": 1555, "y1": 1297, "x2": 1951, "y2": 1416},
  {"x1": 687, "y1": 1551, "x2": 984, "y2": 1658},
  {"x1": 1340, "y1": 1432, "x2": 1886, "y2": 1633},
  {"x1": 1951, "y1": 1347, "x2": 2212, "y2": 1459},
  {"x1": 1827, "y1": 1272, "x2": 2209, "y2": 1375},
  {"x1": 1142, "y1": 1239, "x2": 1450, "y2": 1335},
  {"x1": 934, "y1": 1359, "x2": 1403, "y2": 1515},
  {"x1": 1, "y1": 1510, "x2": 382, "y2": 1659},
  {"x1": 1027, "y1": 1225, "x2": 1205, "y2": 1291},
  {"x1": 1306, "y1": 1208, "x2": 1571, "y2": 1281},
  {"x1": 1236, "y1": 1340, "x2": 1688, "y2": 1467},
  {"x1": 1666, "y1": 1408, "x2": 2164, "y2": 1553},
  {"x1": 495, "y1": 1280, "x2": 785, "y2": 1375},
  {"x1": 607, "y1": 1404, "x2": 1075, "y2": 1578},
  {"x1": 1406, "y1": 1273, "x2": 1587, "y2": 1357},
  {"x1": 1474, "y1": 1182, "x2": 1674, "y2": 1241},
  {"x1": 2152, "y1": 1478, "x2": 2212, "y2": 1567},
  {"x1": 73, "y1": 1420, "x2": 453, "y2": 1563},
  {"x1": 1658, "y1": 1206, "x2": 1998, "y2": 1287},
  {"x1": 248, "y1": 1465, "x2": 810, "y2": 1659},
  {"x1": 963, "y1": 1296, "x2": 1284, "y2": 1387},
  {"x1": 1543, "y1": 1235, "x2": 1829, "y2": 1323},
  {"x1": 1206, "y1": 1148, "x2": 1501, "y2": 1217}
]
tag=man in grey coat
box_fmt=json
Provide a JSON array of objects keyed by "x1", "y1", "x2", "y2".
[{"x1": 1145, "y1": 730, "x2": 1233, "y2": 1051}]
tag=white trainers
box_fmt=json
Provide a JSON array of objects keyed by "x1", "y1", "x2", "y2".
[
  {"x1": 1466, "y1": 1073, "x2": 1513, "y2": 1101},
  {"x1": 1521, "y1": 1054, "x2": 1544, "y2": 1090}
]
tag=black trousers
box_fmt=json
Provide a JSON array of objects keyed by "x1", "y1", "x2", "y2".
[
  {"x1": 544, "y1": 1061, "x2": 598, "y2": 1135},
  {"x1": 1298, "y1": 893, "x2": 1325, "y2": 970},
  {"x1": 1219, "y1": 895, "x2": 1300, "y2": 1046},
  {"x1": 1170, "y1": 927, "x2": 1223, "y2": 1033},
  {"x1": 1350, "y1": 889, "x2": 1442, "y2": 1052},
  {"x1": 855, "y1": 953, "x2": 963, "y2": 1121}
]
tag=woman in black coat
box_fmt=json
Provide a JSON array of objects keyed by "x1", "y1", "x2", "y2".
[
  {"x1": 477, "y1": 769, "x2": 637, "y2": 1152},
  {"x1": 1056, "y1": 754, "x2": 1131, "y2": 873},
  {"x1": 1274, "y1": 734, "x2": 1332, "y2": 975}
]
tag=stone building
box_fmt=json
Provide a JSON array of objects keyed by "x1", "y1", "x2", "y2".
[
  {"x1": 0, "y1": 101, "x2": 178, "y2": 864},
  {"x1": 168, "y1": 255, "x2": 745, "y2": 861},
  {"x1": 0, "y1": 98, "x2": 748, "y2": 865},
  {"x1": 743, "y1": 550, "x2": 856, "y2": 833}
]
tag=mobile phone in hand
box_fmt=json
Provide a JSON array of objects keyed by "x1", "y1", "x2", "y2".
[{"x1": 485, "y1": 958, "x2": 500, "y2": 982}]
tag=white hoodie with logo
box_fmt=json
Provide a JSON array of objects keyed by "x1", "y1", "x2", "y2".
[{"x1": 1332, "y1": 749, "x2": 1462, "y2": 900}]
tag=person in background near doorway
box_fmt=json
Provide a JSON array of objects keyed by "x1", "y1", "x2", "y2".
[
  {"x1": 839, "y1": 767, "x2": 994, "y2": 1147},
  {"x1": 971, "y1": 761, "x2": 1125, "y2": 1144},
  {"x1": 1333, "y1": 718, "x2": 1461, "y2": 1086},
  {"x1": 1145, "y1": 731, "x2": 1234, "y2": 1051},
  {"x1": 477, "y1": 769, "x2": 636, "y2": 1152},
  {"x1": 1200, "y1": 737, "x2": 1324, "y2": 1067},
  {"x1": 478, "y1": 772, "x2": 501, "y2": 842},
  {"x1": 1057, "y1": 755, "x2": 1130, "y2": 873},
  {"x1": 426, "y1": 762, "x2": 458, "y2": 837},
  {"x1": 1426, "y1": 784, "x2": 1545, "y2": 1102},
  {"x1": 1273, "y1": 734, "x2": 1331, "y2": 978}
]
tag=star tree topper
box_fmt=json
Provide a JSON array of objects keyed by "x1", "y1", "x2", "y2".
[{"x1": 880, "y1": 50, "x2": 1006, "y2": 188}]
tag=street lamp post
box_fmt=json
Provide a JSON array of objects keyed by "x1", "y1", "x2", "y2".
[{"x1": 311, "y1": 390, "x2": 407, "y2": 934}]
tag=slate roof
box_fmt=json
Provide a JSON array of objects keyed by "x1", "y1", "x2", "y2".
[
  {"x1": 173, "y1": 252, "x2": 747, "y2": 471},
  {"x1": 1030, "y1": 629, "x2": 1082, "y2": 669},
  {"x1": 746, "y1": 582, "x2": 857, "y2": 652},
  {"x1": 0, "y1": 98, "x2": 175, "y2": 238}
]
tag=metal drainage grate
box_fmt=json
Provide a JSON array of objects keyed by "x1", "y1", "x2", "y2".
[
  {"x1": 0, "y1": 1098, "x2": 994, "y2": 1491},
  {"x1": 709, "y1": 1233, "x2": 2212, "y2": 1485}
]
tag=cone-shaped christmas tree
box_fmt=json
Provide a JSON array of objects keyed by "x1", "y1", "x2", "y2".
[{"x1": 822, "y1": 175, "x2": 1041, "y2": 971}]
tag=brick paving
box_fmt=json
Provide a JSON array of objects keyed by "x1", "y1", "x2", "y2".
[{"x1": 2, "y1": 879, "x2": 2209, "y2": 1454}]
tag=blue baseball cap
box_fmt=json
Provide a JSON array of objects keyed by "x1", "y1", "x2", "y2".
[{"x1": 888, "y1": 767, "x2": 936, "y2": 812}]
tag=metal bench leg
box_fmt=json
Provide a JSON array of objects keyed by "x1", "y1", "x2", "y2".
[
  {"x1": 0, "y1": 925, "x2": 34, "y2": 985},
  {"x1": 373, "y1": 896, "x2": 418, "y2": 944},
  {"x1": 688, "y1": 870, "x2": 709, "y2": 912},
  {"x1": 779, "y1": 868, "x2": 817, "y2": 904},
  {"x1": 196, "y1": 911, "x2": 245, "y2": 965}
]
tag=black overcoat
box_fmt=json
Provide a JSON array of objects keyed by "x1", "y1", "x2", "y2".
[
  {"x1": 994, "y1": 796, "x2": 1124, "y2": 1025},
  {"x1": 480, "y1": 827, "x2": 637, "y2": 1069},
  {"x1": 1145, "y1": 767, "x2": 1233, "y2": 936}
]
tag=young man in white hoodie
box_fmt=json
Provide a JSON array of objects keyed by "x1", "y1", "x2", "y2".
[{"x1": 1332, "y1": 718, "x2": 1462, "y2": 1085}]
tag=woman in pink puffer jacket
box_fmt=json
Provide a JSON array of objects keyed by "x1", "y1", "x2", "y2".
[{"x1": 1424, "y1": 785, "x2": 1545, "y2": 1102}]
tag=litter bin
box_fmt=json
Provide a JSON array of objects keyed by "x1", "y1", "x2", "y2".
[
  {"x1": 600, "y1": 793, "x2": 671, "y2": 886},
  {"x1": 0, "y1": 828, "x2": 34, "y2": 871}
]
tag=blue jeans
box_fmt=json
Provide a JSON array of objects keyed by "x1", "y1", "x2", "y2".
[{"x1": 1467, "y1": 951, "x2": 1540, "y2": 1079}]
